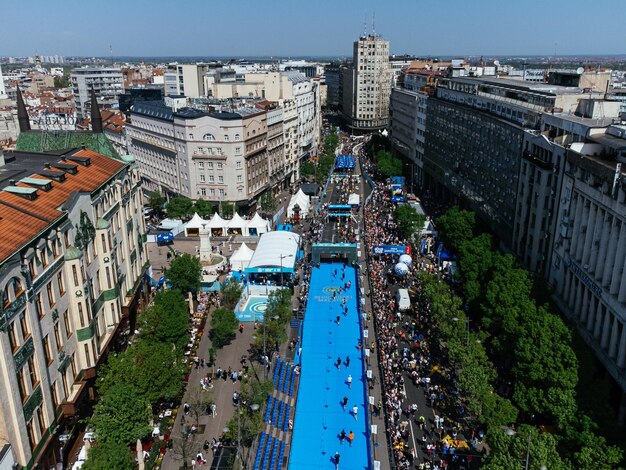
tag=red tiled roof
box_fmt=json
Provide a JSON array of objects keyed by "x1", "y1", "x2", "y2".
[{"x1": 0, "y1": 149, "x2": 125, "y2": 262}]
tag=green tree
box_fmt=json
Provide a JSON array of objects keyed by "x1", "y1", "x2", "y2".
[
  {"x1": 148, "y1": 191, "x2": 166, "y2": 216},
  {"x1": 220, "y1": 201, "x2": 236, "y2": 219},
  {"x1": 300, "y1": 161, "x2": 315, "y2": 179},
  {"x1": 375, "y1": 150, "x2": 403, "y2": 177},
  {"x1": 258, "y1": 190, "x2": 276, "y2": 214},
  {"x1": 166, "y1": 196, "x2": 194, "y2": 221},
  {"x1": 266, "y1": 288, "x2": 292, "y2": 324},
  {"x1": 221, "y1": 278, "x2": 243, "y2": 310},
  {"x1": 166, "y1": 253, "x2": 201, "y2": 293},
  {"x1": 457, "y1": 233, "x2": 494, "y2": 307},
  {"x1": 99, "y1": 341, "x2": 185, "y2": 404},
  {"x1": 210, "y1": 307, "x2": 239, "y2": 348},
  {"x1": 89, "y1": 383, "x2": 151, "y2": 445},
  {"x1": 82, "y1": 441, "x2": 134, "y2": 470},
  {"x1": 193, "y1": 198, "x2": 214, "y2": 218},
  {"x1": 53, "y1": 75, "x2": 71, "y2": 89},
  {"x1": 436, "y1": 206, "x2": 475, "y2": 252},
  {"x1": 186, "y1": 386, "x2": 213, "y2": 428},
  {"x1": 393, "y1": 204, "x2": 426, "y2": 239},
  {"x1": 139, "y1": 289, "x2": 189, "y2": 349}
]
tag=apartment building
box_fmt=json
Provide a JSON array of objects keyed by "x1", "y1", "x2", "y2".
[
  {"x1": 70, "y1": 67, "x2": 124, "y2": 119},
  {"x1": 548, "y1": 122, "x2": 626, "y2": 423},
  {"x1": 342, "y1": 34, "x2": 392, "y2": 131},
  {"x1": 128, "y1": 100, "x2": 283, "y2": 205},
  {"x1": 164, "y1": 64, "x2": 209, "y2": 98},
  {"x1": 0, "y1": 147, "x2": 148, "y2": 468}
]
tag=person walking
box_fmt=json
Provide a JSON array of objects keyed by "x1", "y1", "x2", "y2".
[
  {"x1": 342, "y1": 396, "x2": 349, "y2": 410},
  {"x1": 345, "y1": 356, "x2": 350, "y2": 367},
  {"x1": 347, "y1": 374, "x2": 352, "y2": 388},
  {"x1": 339, "y1": 429, "x2": 346, "y2": 444},
  {"x1": 336, "y1": 357, "x2": 342, "y2": 369},
  {"x1": 352, "y1": 405, "x2": 358, "y2": 420},
  {"x1": 348, "y1": 430, "x2": 355, "y2": 447},
  {"x1": 334, "y1": 452, "x2": 340, "y2": 469}
]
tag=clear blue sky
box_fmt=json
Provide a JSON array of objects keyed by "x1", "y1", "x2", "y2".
[{"x1": 3, "y1": 0, "x2": 625, "y2": 57}]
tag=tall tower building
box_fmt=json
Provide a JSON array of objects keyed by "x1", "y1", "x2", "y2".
[
  {"x1": 0, "y1": 64, "x2": 7, "y2": 99},
  {"x1": 342, "y1": 34, "x2": 391, "y2": 132}
]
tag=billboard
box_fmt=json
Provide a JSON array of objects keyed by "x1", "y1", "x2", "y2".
[{"x1": 372, "y1": 245, "x2": 411, "y2": 255}]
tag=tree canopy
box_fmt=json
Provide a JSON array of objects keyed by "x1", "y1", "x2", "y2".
[
  {"x1": 221, "y1": 279, "x2": 243, "y2": 310},
  {"x1": 139, "y1": 289, "x2": 189, "y2": 350},
  {"x1": 258, "y1": 190, "x2": 276, "y2": 214},
  {"x1": 166, "y1": 253, "x2": 202, "y2": 293},
  {"x1": 193, "y1": 198, "x2": 214, "y2": 218},
  {"x1": 219, "y1": 201, "x2": 235, "y2": 219},
  {"x1": 210, "y1": 307, "x2": 239, "y2": 349},
  {"x1": 89, "y1": 383, "x2": 151, "y2": 445},
  {"x1": 98, "y1": 340, "x2": 185, "y2": 404},
  {"x1": 166, "y1": 196, "x2": 194, "y2": 221},
  {"x1": 436, "y1": 206, "x2": 476, "y2": 252},
  {"x1": 148, "y1": 191, "x2": 166, "y2": 216},
  {"x1": 82, "y1": 441, "x2": 135, "y2": 470},
  {"x1": 393, "y1": 204, "x2": 426, "y2": 239},
  {"x1": 375, "y1": 150, "x2": 403, "y2": 178}
]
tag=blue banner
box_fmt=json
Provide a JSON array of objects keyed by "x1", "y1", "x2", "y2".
[
  {"x1": 372, "y1": 245, "x2": 410, "y2": 255},
  {"x1": 244, "y1": 267, "x2": 295, "y2": 274}
]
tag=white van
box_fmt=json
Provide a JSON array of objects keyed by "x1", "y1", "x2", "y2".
[{"x1": 396, "y1": 289, "x2": 411, "y2": 311}]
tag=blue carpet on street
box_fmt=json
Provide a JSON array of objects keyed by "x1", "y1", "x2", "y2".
[
  {"x1": 235, "y1": 295, "x2": 268, "y2": 322},
  {"x1": 289, "y1": 263, "x2": 371, "y2": 469}
]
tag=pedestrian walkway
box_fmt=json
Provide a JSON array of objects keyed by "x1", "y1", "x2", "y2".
[{"x1": 288, "y1": 263, "x2": 371, "y2": 470}]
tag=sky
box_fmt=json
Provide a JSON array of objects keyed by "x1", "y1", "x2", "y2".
[{"x1": 2, "y1": 0, "x2": 625, "y2": 58}]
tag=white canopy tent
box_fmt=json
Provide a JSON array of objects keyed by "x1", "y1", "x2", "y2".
[
  {"x1": 229, "y1": 243, "x2": 255, "y2": 271},
  {"x1": 348, "y1": 193, "x2": 360, "y2": 206},
  {"x1": 158, "y1": 218, "x2": 183, "y2": 230},
  {"x1": 287, "y1": 189, "x2": 311, "y2": 218},
  {"x1": 207, "y1": 213, "x2": 228, "y2": 236},
  {"x1": 184, "y1": 213, "x2": 209, "y2": 236},
  {"x1": 227, "y1": 213, "x2": 247, "y2": 235},
  {"x1": 246, "y1": 231, "x2": 301, "y2": 271},
  {"x1": 246, "y1": 212, "x2": 271, "y2": 236}
]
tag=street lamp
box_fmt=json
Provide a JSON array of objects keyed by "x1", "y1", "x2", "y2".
[
  {"x1": 279, "y1": 254, "x2": 294, "y2": 287},
  {"x1": 505, "y1": 428, "x2": 547, "y2": 470}
]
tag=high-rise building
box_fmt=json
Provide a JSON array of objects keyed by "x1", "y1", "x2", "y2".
[
  {"x1": 342, "y1": 34, "x2": 391, "y2": 132},
  {"x1": 163, "y1": 64, "x2": 209, "y2": 98},
  {"x1": 71, "y1": 67, "x2": 125, "y2": 119}
]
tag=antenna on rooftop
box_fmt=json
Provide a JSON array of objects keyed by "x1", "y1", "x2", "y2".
[
  {"x1": 363, "y1": 12, "x2": 368, "y2": 37},
  {"x1": 110, "y1": 44, "x2": 113, "y2": 65},
  {"x1": 372, "y1": 12, "x2": 376, "y2": 37}
]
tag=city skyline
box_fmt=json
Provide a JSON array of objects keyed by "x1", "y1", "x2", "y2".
[{"x1": 2, "y1": 0, "x2": 625, "y2": 57}]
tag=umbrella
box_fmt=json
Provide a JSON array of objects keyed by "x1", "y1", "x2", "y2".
[
  {"x1": 394, "y1": 263, "x2": 409, "y2": 276},
  {"x1": 399, "y1": 254, "x2": 412, "y2": 266}
]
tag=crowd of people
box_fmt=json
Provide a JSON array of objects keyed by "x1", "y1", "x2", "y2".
[{"x1": 360, "y1": 147, "x2": 481, "y2": 469}]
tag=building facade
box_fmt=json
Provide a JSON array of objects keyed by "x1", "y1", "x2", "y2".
[
  {"x1": 128, "y1": 101, "x2": 288, "y2": 206},
  {"x1": 548, "y1": 125, "x2": 626, "y2": 422},
  {"x1": 0, "y1": 148, "x2": 148, "y2": 468},
  {"x1": 164, "y1": 64, "x2": 209, "y2": 98},
  {"x1": 70, "y1": 67, "x2": 124, "y2": 119},
  {"x1": 342, "y1": 34, "x2": 391, "y2": 131}
]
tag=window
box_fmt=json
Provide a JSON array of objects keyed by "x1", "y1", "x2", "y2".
[
  {"x1": 217, "y1": 163, "x2": 223, "y2": 170},
  {"x1": 72, "y1": 266, "x2": 79, "y2": 287},
  {"x1": 63, "y1": 310, "x2": 72, "y2": 338},
  {"x1": 188, "y1": 133, "x2": 194, "y2": 140},
  {"x1": 198, "y1": 162, "x2": 204, "y2": 169},
  {"x1": 95, "y1": 271, "x2": 101, "y2": 293},
  {"x1": 17, "y1": 368, "x2": 28, "y2": 402},
  {"x1": 234, "y1": 133, "x2": 240, "y2": 141},
  {"x1": 70, "y1": 354, "x2": 77, "y2": 379},
  {"x1": 224, "y1": 135, "x2": 229, "y2": 141},
  {"x1": 218, "y1": 176, "x2": 224, "y2": 183},
  {"x1": 36, "y1": 405, "x2": 45, "y2": 435},
  {"x1": 210, "y1": 189, "x2": 215, "y2": 196},
  {"x1": 209, "y1": 175, "x2": 214, "y2": 183},
  {"x1": 84, "y1": 344, "x2": 91, "y2": 368},
  {"x1": 105, "y1": 267, "x2": 112, "y2": 289},
  {"x1": 43, "y1": 336, "x2": 53, "y2": 365},
  {"x1": 101, "y1": 234, "x2": 107, "y2": 254},
  {"x1": 219, "y1": 189, "x2": 225, "y2": 196},
  {"x1": 52, "y1": 239, "x2": 58, "y2": 258},
  {"x1": 41, "y1": 249, "x2": 48, "y2": 268},
  {"x1": 9, "y1": 322, "x2": 18, "y2": 351},
  {"x1": 236, "y1": 161, "x2": 242, "y2": 169},
  {"x1": 20, "y1": 315, "x2": 30, "y2": 339},
  {"x1": 207, "y1": 162, "x2": 213, "y2": 169},
  {"x1": 29, "y1": 259, "x2": 36, "y2": 279},
  {"x1": 237, "y1": 175, "x2": 242, "y2": 183},
  {"x1": 200, "y1": 175, "x2": 205, "y2": 183},
  {"x1": 51, "y1": 381, "x2": 59, "y2": 408},
  {"x1": 202, "y1": 133, "x2": 215, "y2": 141},
  {"x1": 54, "y1": 323, "x2": 62, "y2": 351},
  {"x1": 200, "y1": 188, "x2": 206, "y2": 196},
  {"x1": 46, "y1": 282, "x2": 55, "y2": 308},
  {"x1": 27, "y1": 357, "x2": 38, "y2": 388},
  {"x1": 77, "y1": 303, "x2": 85, "y2": 328},
  {"x1": 57, "y1": 272, "x2": 65, "y2": 296},
  {"x1": 64, "y1": 231, "x2": 70, "y2": 248}
]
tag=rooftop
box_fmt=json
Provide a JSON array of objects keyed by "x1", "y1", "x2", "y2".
[
  {"x1": 15, "y1": 130, "x2": 120, "y2": 160},
  {"x1": 448, "y1": 76, "x2": 588, "y2": 96},
  {"x1": 0, "y1": 148, "x2": 126, "y2": 264}
]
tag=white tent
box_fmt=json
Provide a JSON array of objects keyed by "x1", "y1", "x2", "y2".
[
  {"x1": 230, "y1": 243, "x2": 255, "y2": 271},
  {"x1": 207, "y1": 213, "x2": 227, "y2": 236},
  {"x1": 348, "y1": 193, "x2": 360, "y2": 206},
  {"x1": 158, "y1": 218, "x2": 183, "y2": 230},
  {"x1": 247, "y1": 231, "x2": 301, "y2": 270},
  {"x1": 184, "y1": 213, "x2": 209, "y2": 236},
  {"x1": 287, "y1": 189, "x2": 311, "y2": 218},
  {"x1": 227, "y1": 212, "x2": 247, "y2": 235},
  {"x1": 246, "y1": 212, "x2": 271, "y2": 236}
]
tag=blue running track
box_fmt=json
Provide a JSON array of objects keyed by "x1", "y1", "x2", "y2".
[{"x1": 289, "y1": 263, "x2": 371, "y2": 469}]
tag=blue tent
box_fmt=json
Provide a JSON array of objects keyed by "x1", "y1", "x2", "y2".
[
  {"x1": 156, "y1": 232, "x2": 174, "y2": 244},
  {"x1": 390, "y1": 176, "x2": 406, "y2": 185}
]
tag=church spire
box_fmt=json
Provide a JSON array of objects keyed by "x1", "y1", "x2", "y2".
[
  {"x1": 90, "y1": 86, "x2": 103, "y2": 133},
  {"x1": 16, "y1": 86, "x2": 30, "y2": 132}
]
